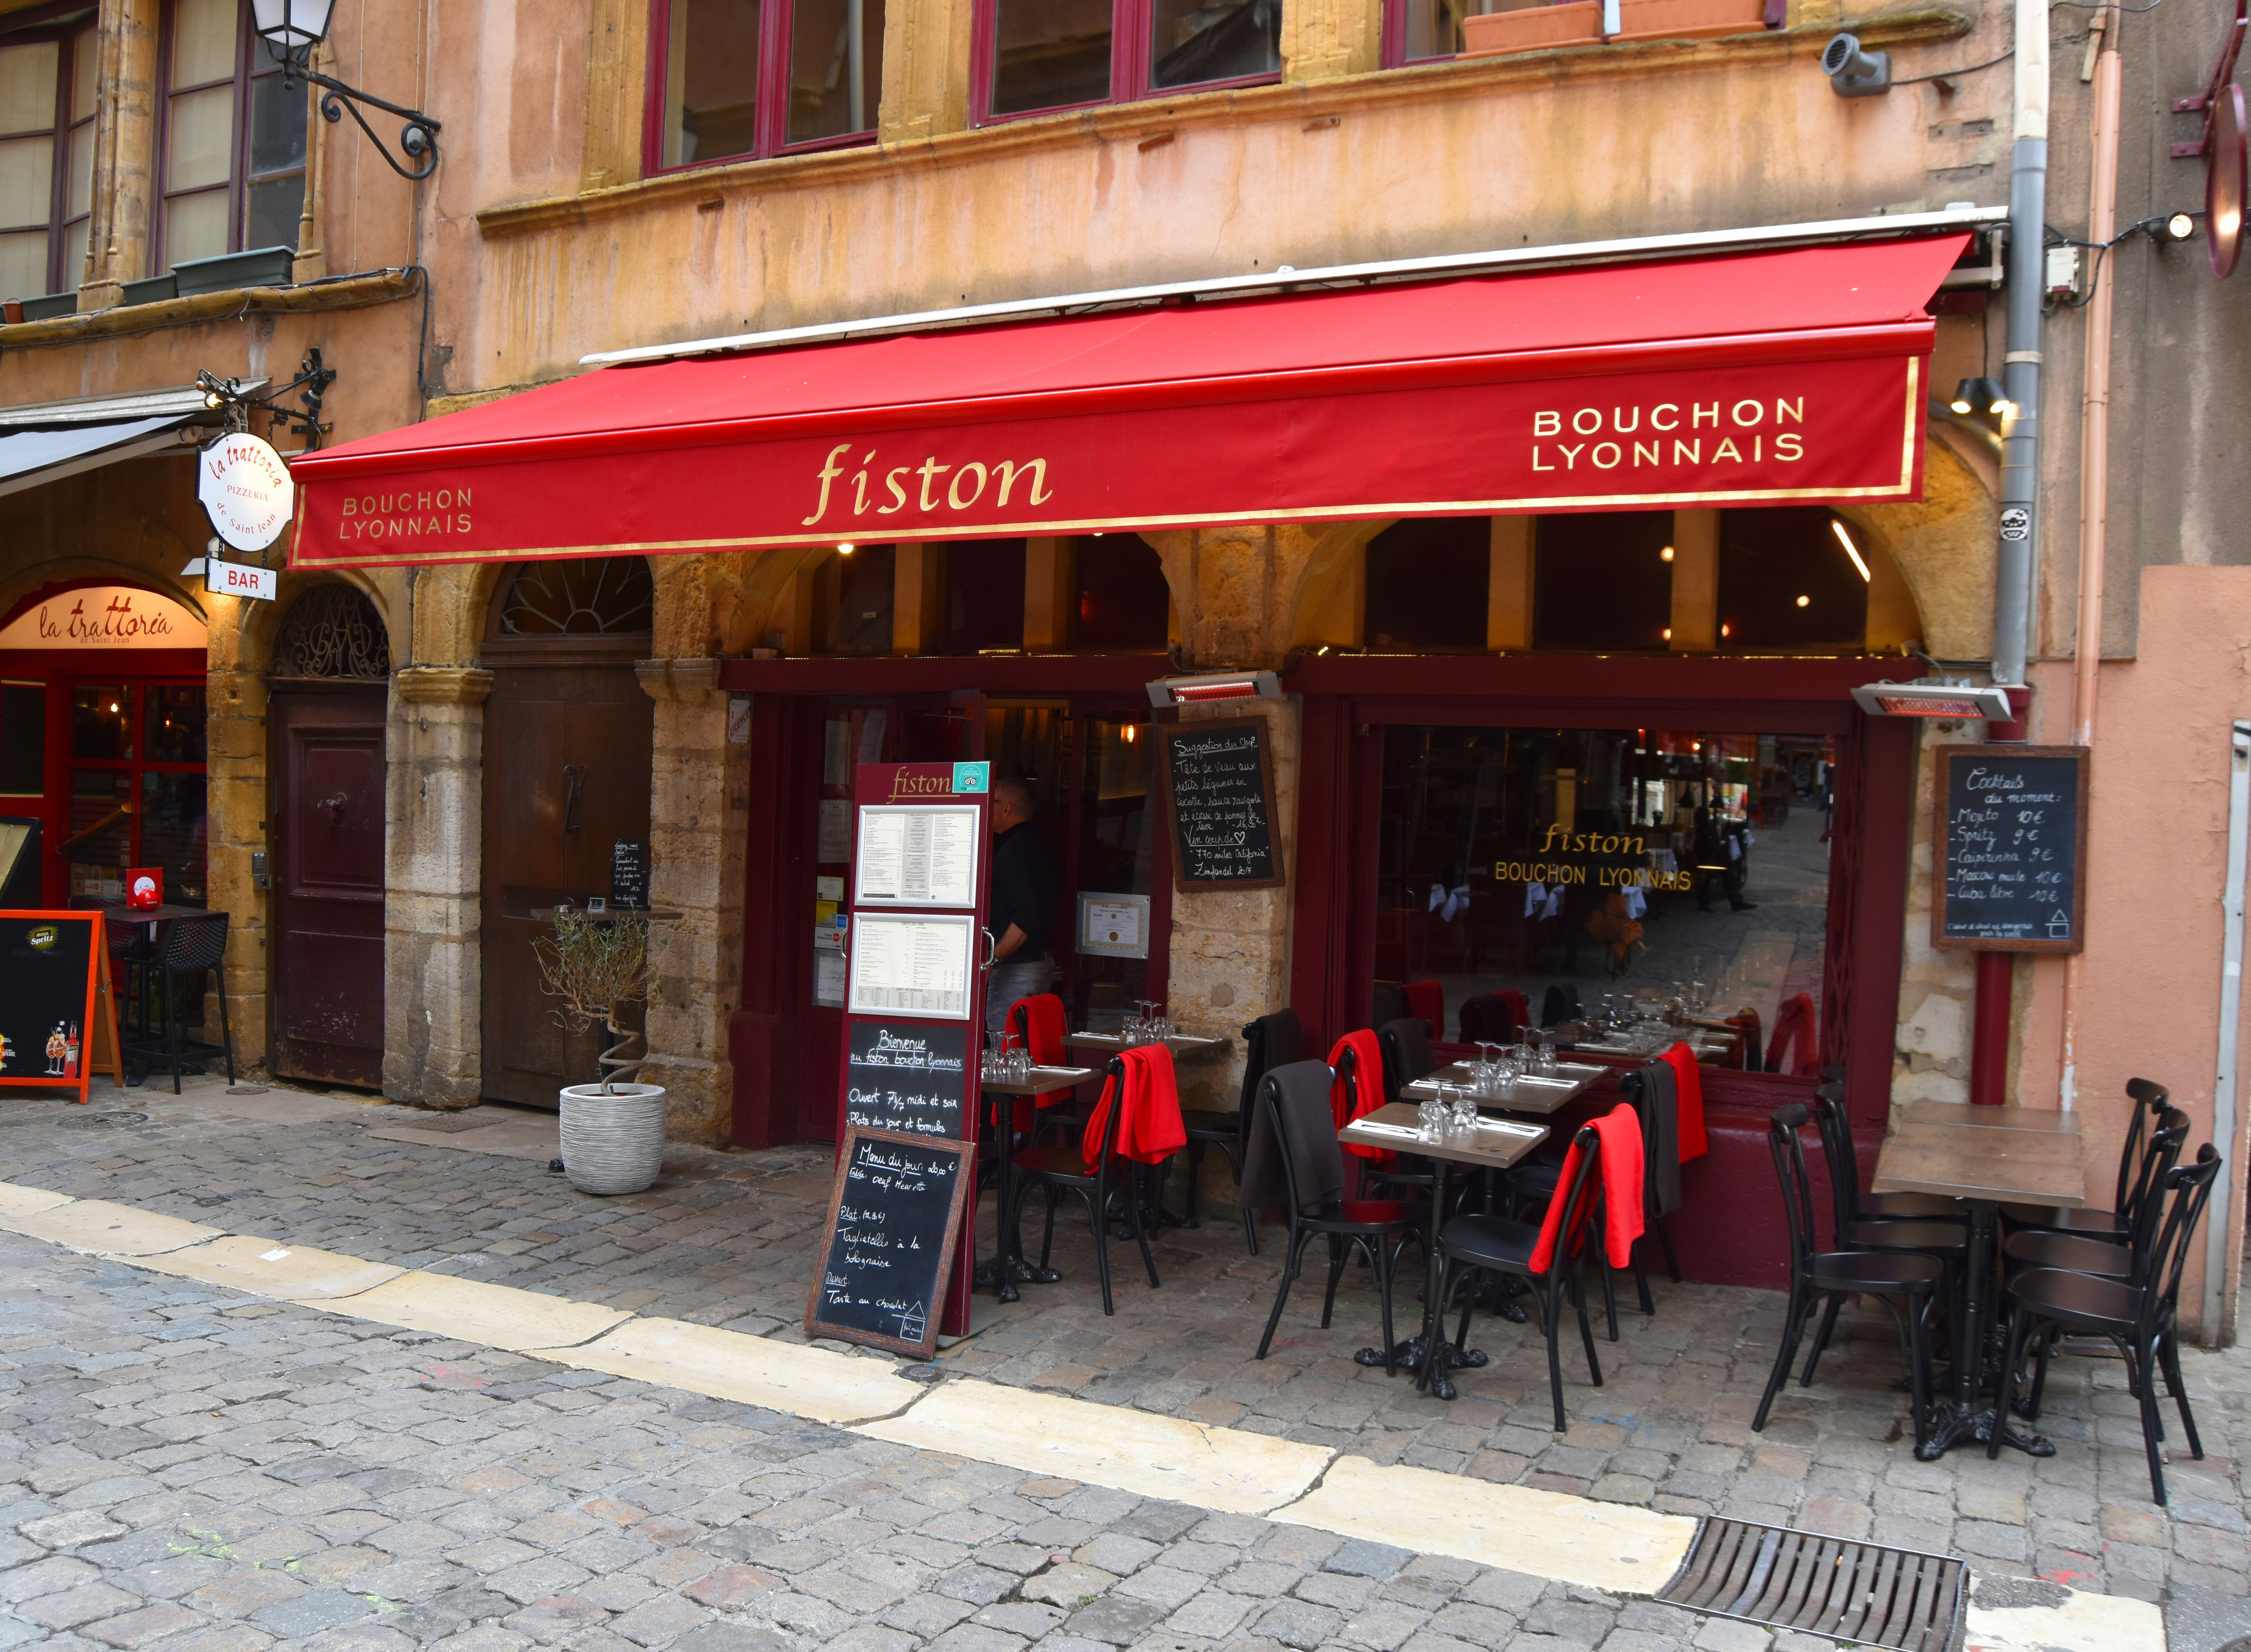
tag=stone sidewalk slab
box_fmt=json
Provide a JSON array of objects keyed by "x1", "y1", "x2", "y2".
[
  {"x1": 0, "y1": 1194, "x2": 221, "y2": 1256},
  {"x1": 529, "y1": 1314, "x2": 925, "y2": 1424},
  {"x1": 314, "y1": 1268, "x2": 633, "y2": 1349},
  {"x1": 137, "y1": 1233, "x2": 408, "y2": 1301}
]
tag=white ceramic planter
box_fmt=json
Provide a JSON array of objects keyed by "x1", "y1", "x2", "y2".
[{"x1": 558, "y1": 1083, "x2": 668, "y2": 1196}]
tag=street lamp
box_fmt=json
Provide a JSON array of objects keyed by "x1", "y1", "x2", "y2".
[{"x1": 250, "y1": 0, "x2": 442, "y2": 181}]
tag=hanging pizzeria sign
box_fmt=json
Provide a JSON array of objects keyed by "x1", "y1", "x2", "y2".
[{"x1": 198, "y1": 432, "x2": 295, "y2": 553}]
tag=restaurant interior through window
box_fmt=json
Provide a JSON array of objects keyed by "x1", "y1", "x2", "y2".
[{"x1": 1378, "y1": 726, "x2": 1833, "y2": 1054}]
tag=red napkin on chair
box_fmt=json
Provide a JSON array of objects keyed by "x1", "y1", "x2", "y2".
[
  {"x1": 1326, "y1": 1030, "x2": 1391, "y2": 1163},
  {"x1": 1082, "y1": 1044, "x2": 1187, "y2": 1170},
  {"x1": 1528, "y1": 1102, "x2": 1645, "y2": 1272},
  {"x1": 1403, "y1": 979, "x2": 1443, "y2": 1033},
  {"x1": 1765, "y1": 992, "x2": 1820, "y2": 1078},
  {"x1": 1659, "y1": 1041, "x2": 1709, "y2": 1162}
]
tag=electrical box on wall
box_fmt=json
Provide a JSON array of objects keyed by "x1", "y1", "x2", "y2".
[
  {"x1": 2045, "y1": 244, "x2": 2082, "y2": 300},
  {"x1": 251, "y1": 851, "x2": 269, "y2": 891}
]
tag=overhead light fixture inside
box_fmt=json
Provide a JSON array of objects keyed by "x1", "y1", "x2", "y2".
[{"x1": 1830, "y1": 519, "x2": 1873, "y2": 583}]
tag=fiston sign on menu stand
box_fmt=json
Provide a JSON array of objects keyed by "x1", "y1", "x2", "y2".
[
  {"x1": 806, "y1": 759, "x2": 993, "y2": 1349},
  {"x1": 0, "y1": 911, "x2": 123, "y2": 1104},
  {"x1": 1933, "y1": 745, "x2": 2090, "y2": 952},
  {"x1": 1160, "y1": 721, "x2": 1283, "y2": 890}
]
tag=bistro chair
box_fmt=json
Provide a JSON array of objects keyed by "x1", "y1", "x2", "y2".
[
  {"x1": 1541, "y1": 983, "x2": 1582, "y2": 1028},
  {"x1": 1250, "y1": 1059, "x2": 1419, "y2": 1372},
  {"x1": 1811, "y1": 1087, "x2": 1967, "y2": 1224},
  {"x1": 123, "y1": 913, "x2": 236, "y2": 1094},
  {"x1": 2002, "y1": 1107, "x2": 2188, "y2": 1283},
  {"x1": 1364, "y1": 1019, "x2": 1442, "y2": 1203},
  {"x1": 1458, "y1": 991, "x2": 1523, "y2": 1046},
  {"x1": 1755, "y1": 1104, "x2": 1943, "y2": 1448},
  {"x1": 2001, "y1": 1078, "x2": 2172, "y2": 1240},
  {"x1": 1371, "y1": 981, "x2": 1409, "y2": 1028},
  {"x1": 1996, "y1": 1146, "x2": 2222, "y2": 1505},
  {"x1": 1007, "y1": 1057, "x2": 1159, "y2": 1316},
  {"x1": 1181, "y1": 1008, "x2": 1302, "y2": 1253},
  {"x1": 1424, "y1": 1121, "x2": 1607, "y2": 1424}
]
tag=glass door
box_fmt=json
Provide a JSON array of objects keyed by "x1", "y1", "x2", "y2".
[{"x1": 61, "y1": 678, "x2": 208, "y2": 907}]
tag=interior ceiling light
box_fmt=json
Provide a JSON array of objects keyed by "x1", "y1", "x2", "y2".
[
  {"x1": 1796, "y1": 595, "x2": 1812, "y2": 607},
  {"x1": 1830, "y1": 519, "x2": 1873, "y2": 583},
  {"x1": 1660, "y1": 545, "x2": 1675, "y2": 561}
]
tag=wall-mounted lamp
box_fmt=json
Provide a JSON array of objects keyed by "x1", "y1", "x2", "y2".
[
  {"x1": 251, "y1": 0, "x2": 442, "y2": 180},
  {"x1": 1146, "y1": 670, "x2": 1282, "y2": 708},
  {"x1": 1822, "y1": 33, "x2": 1891, "y2": 97},
  {"x1": 2164, "y1": 211, "x2": 2199, "y2": 241},
  {"x1": 1949, "y1": 375, "x2": 2012, "y2": 421}
]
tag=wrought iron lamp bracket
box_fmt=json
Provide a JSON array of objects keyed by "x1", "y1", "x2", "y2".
[{"x1": 277, "y1": 56, "x2": 440, "y2": 181}]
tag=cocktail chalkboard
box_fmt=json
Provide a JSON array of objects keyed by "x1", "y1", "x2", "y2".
[
  {"x1": 804, "y1": 1126, "x2": 974, "y2": 1356},
  {"x1": 843, "y1": 1020, "x2": 969, "y2": 1138},
  {"x1": 1933, "y1": 745, "x2": 2089, "y2": 952},
  {"x1": 610, "y1": 839, "x2": 650, "y2": 910},
  {"x1": 1161, "y1": 720, "x2": 1284, "y2": 891},
  {"x1": 0, "y1": 910, "x2": 120, "y2": 1103}
]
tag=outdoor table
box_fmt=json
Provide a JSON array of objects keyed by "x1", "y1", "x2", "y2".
[
  {"x1": 1403, "y1": 1059, "x2": 1610, "y2": 1116},
  {"x1": 1064, "y1": 1031, "x2": 1225, "y2": 1059},
  {"x1": 100, "y1": 905, "x2": 216, "y2": 1046},
  {"x1": 1339, "y1": 1101, "x2": 1552, "y2": 1398},
  {"x1": 977, "y1": 1063, "x2": 1098, "y2": 1302},
  {"x1": 1871, "y1": 1100, "x2": 2087, "y2": 1459}
]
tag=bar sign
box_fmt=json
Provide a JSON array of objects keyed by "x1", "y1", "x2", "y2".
[{"x1": 205, "y1": 559, "x2": 277, "y2": 601}]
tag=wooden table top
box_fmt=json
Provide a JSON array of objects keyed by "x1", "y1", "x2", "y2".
[
  {"x1": 1872, "y1": 1101, "x2": 2086, "y2": 1206},
  {"x1": 979, "y1": 1065, "x2": 1097, "y2": 1095},
  {"x1": 1340, "y1": 1102, "x2": 1549, "y2": 1170},
  {"x1": 97, "y1": 905, "x2": 214, "y2": 925},
  {"x1": 1064, "y1": 1031, "x2": 1224, "y2": 1056},
  {"x1": 1403, "y1": 1061, "x2": 1605, "y2": 1117}
]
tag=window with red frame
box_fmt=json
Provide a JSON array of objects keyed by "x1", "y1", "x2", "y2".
[
  {"x1": 0, "y1": 8, "x2": 97, "y2": 302},
  {"x1": 649, "y1": 0, "x2": 887, "y2": 170},
  {"x1": 976, "y1": 0, "x2": 1280, "y2": 122},
  {"x1": 1384, "y1": 0, "x2": 1475, "y2": 63}
]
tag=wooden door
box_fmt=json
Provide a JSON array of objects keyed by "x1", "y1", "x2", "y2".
[{"x1": 270, "y1": 687, "x2": 388, "y2": 1087}]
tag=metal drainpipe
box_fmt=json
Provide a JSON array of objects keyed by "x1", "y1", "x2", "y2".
[{"x1": 1993, "y1": 0, "x2": 2049, "y2": 694}]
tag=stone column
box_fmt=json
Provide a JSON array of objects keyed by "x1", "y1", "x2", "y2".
[
  {"x1": 80, "y1": 0, "x2": 157, "y2": 306},
  {"x1": 877, "y1": 0, "x2": 975, "y2": 145},
  {"x1": 202, "y1": 603, "x2": 271, "y2": 1068},
  {"x1": 386, "y1": 665, "x2": 492, "y2": 1108},
  {"x1": 637, "y1": 658, "x2": 750, "y2": 1145},
  {"x1": 1281, "y1": 0, "x2": 1381, "y2": 81}
]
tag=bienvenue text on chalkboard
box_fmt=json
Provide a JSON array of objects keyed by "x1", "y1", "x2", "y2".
[{"x1": 843, "y1": 1020, "x2": 968, "y2": 1138}]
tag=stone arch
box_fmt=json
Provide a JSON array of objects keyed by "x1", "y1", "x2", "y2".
[{"x1": 0, "y1": 558, "x2": 210, "y2": 629}]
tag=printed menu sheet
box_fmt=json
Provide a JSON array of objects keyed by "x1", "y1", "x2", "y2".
[
  {"x1": 848, "y1": 912, "x2": 976, "y2": 1019},
  {"x1": 854, "y1": 805, "x2": 981, "y2": 908}
]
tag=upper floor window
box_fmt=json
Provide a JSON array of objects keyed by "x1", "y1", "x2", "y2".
[
  {"x1": 0, "y1": 12, "x2": 96, "y2": 301},
  {"x1": 160, "y1": 0, "x2": 307, "y2": 270},
  {"x1": 975, "y1": 0, "x2": 1280, "y2": 122},
  {"x1": 650, "y1": 0, "x2": 887, "y2": 171}
]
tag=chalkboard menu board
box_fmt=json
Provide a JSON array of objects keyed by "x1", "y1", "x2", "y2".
[
  {"x1": 1161, "y1": 721, "x2": 1284, "y2": 891},
  {"x1": 0, "y1": 911, "x2": 114, "y2": 1101},
  {"x1": 804, "y1": 1127, "x2": 974, "y2": 1356},
  {"x1": 843, "y1": 1020, "x2": 968, "y2": 1138},
  {"x1": 610, "y1": 839, "x2": 649, "y2": 910},
  {"x1": 1933, "y1": 745, "x2": 2089, "y2": 953}
]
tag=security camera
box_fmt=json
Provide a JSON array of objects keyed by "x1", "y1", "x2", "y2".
[{"x1": 1822, "y1": 32, "x2": 1891, "y2": 97}]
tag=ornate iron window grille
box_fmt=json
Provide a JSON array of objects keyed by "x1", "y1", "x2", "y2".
[{"x1": 271, "y1": 584, "x2": 391, "y2": 679}]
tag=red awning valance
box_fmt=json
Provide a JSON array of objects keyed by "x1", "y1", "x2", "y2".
[{"x1": 289, "y1": 234, "x2": 1967, "y2": 570}]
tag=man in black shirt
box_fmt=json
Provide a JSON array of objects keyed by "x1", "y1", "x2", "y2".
[{"x1": 986, "y1": 778, "x2": 1059, "y2": 1033}]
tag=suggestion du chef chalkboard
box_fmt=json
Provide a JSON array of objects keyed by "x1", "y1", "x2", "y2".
[
  {"x1": 1933, "y1": 745, "x2": 2089, "y2": 952},
  {"x1": 842, "y1": 1020, "x2": 969, "y2": 1138},
  {"x1": 1161, "y1": 720, "x2": 1284, "y2": 891},
  {"x1": 804, "y1": 1127, "x2": 974, "y2": 1356}
]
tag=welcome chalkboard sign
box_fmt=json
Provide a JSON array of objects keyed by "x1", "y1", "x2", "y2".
[
  {"x1": 804, "y1": 1127, "x2": 974, "y2": 1356},
  {"x1": 843, "y1": 1020, "x2": 969, "y2": 1138},
  {"x1": 1933, "y1": 745, "x2": 2089, "y2": 953},
  {"x1": 1161, "y1": 721, "x2": 1283, "y2": 891}
]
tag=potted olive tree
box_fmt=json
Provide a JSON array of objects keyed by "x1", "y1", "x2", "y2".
[{"x1": 535, "y1": 907, "x2": 670, "y2": 1196}]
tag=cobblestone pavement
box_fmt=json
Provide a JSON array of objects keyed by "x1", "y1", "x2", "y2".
[
  {"x1": 0, "y1": 1227, "x2": 1746, "y2": 1652},
  {"x1": 2, "y1": 1084, "x2": 2247, "y2": 1620}
]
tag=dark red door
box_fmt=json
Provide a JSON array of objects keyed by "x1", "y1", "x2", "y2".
[{"x1": 270, "y1": 688, "x2": 387, "y2": 1087}]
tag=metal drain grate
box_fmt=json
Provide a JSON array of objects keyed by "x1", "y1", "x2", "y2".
[{"x1": 1656, "y1": 1518, "x2": 1965, "y2": 1652}]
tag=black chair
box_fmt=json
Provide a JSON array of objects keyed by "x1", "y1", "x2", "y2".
[
  {"x1": 1504, "y1": 1063, "x2": 1667, "y2": 1340},
  {"x1": 1754, "y1": 1104, "x2": 1942, "y2": 1449},
  {"x1": 1424, "y1": 1122, "x2": 1607, "y2": 1424},
  {"x1": 1180, "y1": 1010, "x2": 1300, "y2": 1252},
  {"x1": 1251, "y1": 1061, "x2": 1419, "y2": 1372},
  {"x1": 1996, "y1": 1146, "x2": 2222, "y2": 1504},
  {"x1": 1007, "y1": 1057, "x2": 1159, "y2": 1316},
  {"x1": 1541, "y1": 983, "x2": 1582, "y2": 1028},
  {"x1": 123, "y1": 913, "x2": 236, "y2": 1094},
  {"x1": 1810, "y1": 1086, "x2": 1965, "y2": 1222},
  {"x1": 1458, "y1": 993, "x2": 1521, "y2": 1045},
  {"x1": 2001, "y1": 1078, "x2": 2172, "y2": 1240},
  {"x1": 2003, "y1": 1107, "x2": 2188, "y2": 1281},
  {"x1": 1363, "y1": 1020, "x2": 1440, "y2": 1201},
  {"x1": 1372, "y1": 981, "x2": 1409, "y2": 1027}
]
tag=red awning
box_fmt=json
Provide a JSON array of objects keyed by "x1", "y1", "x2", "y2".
[{"x1": 289, "y1": 234, "x2": 1967, "y2": 570}]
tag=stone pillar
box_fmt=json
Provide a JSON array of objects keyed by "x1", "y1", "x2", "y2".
[
  {"x1": 1894, "y1": 720, "x2": 1980, "y2": 1105},
  {"x1": 637, "y1": 658, "x2": 750, "y2": 1145},
  {"x1": 1282, "y1": 0, "x2": 1381, "y2": 81},
  {"x1": 203, "y1": 600, "x2": 271, "y2": 1068},
  {"x1": 386, "y1": 665, "x2": 492, "y2": 1108},
  {"x1": 877, "y1": 0, "x2": 975, "y2": 145},
  {"x1": 80, "y1": 0, "x2": 158, "y2": 307},
  {"x1": 580, "y1": 0, "x2": 650, "y2": 191}
]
